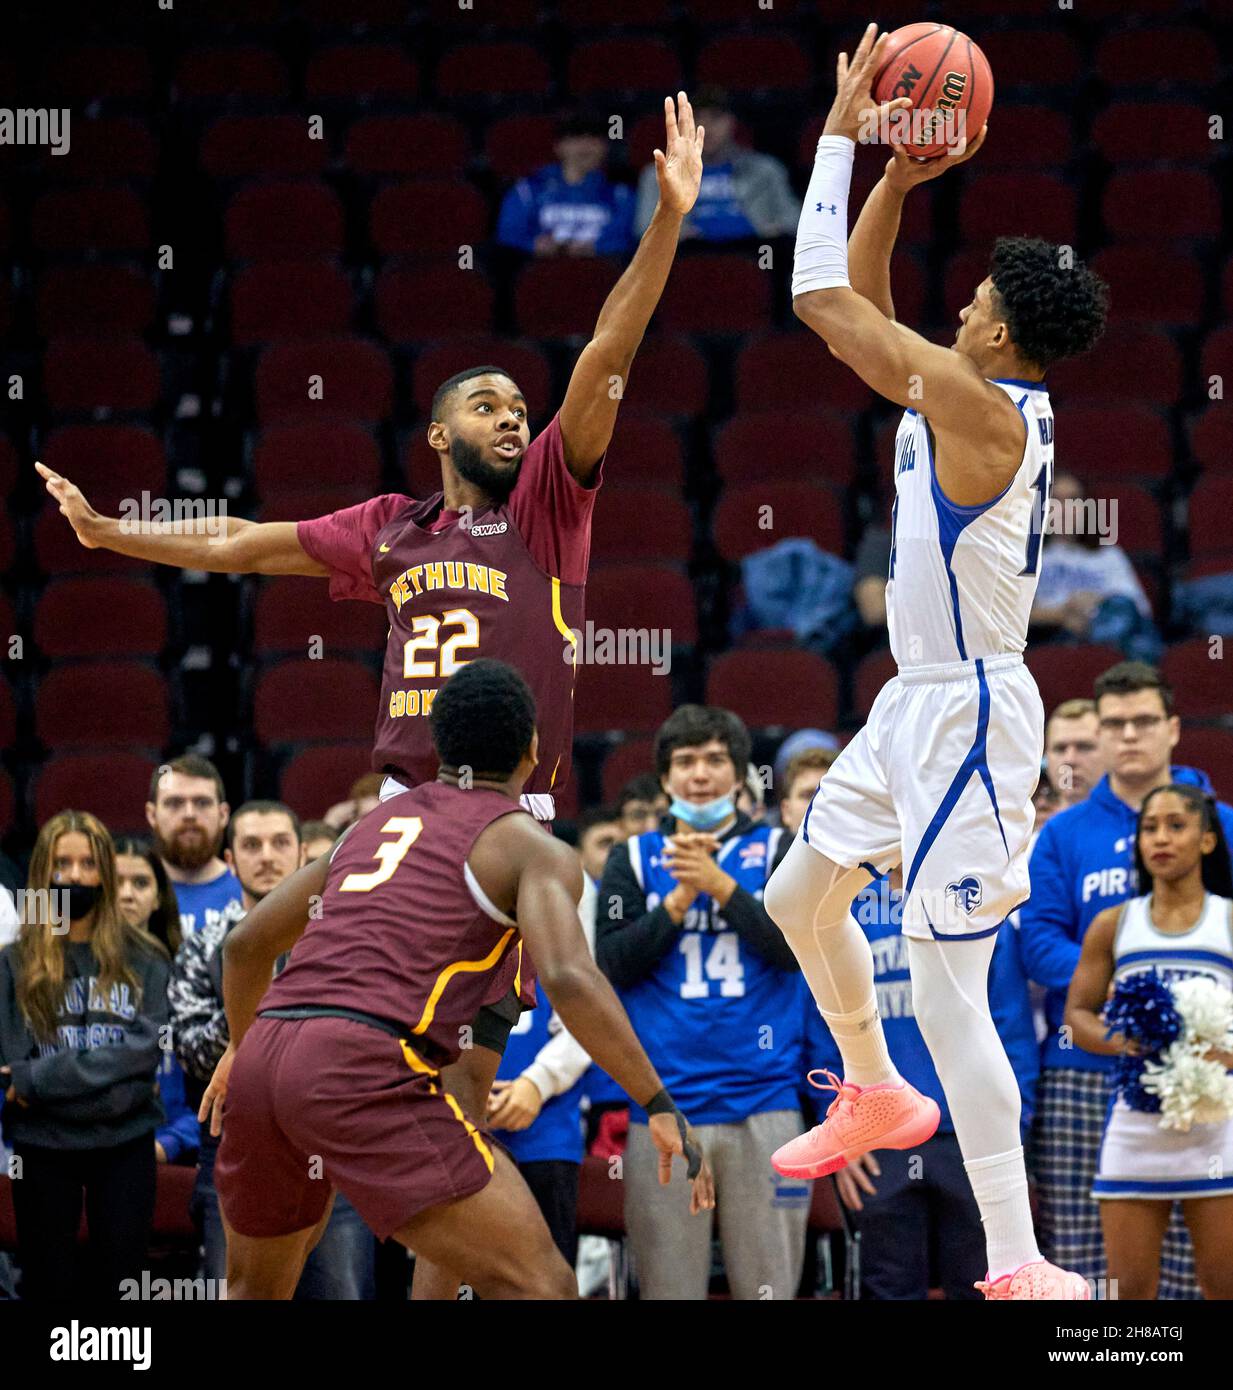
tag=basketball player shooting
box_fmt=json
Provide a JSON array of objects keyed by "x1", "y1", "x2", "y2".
[{"x1": 762, "y1": 24, "x2": 1108, "y2": 1300}]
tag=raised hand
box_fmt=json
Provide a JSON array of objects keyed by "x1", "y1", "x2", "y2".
[
  {"x1": 35, "y1": 460, "x2": 101, "y2": 548},
  {"x1": 823, "y1": 23, "x2": 911, "y2": 144},
  {"x1": 653, "y1": 91, "x2": 705, "y2": 218}
]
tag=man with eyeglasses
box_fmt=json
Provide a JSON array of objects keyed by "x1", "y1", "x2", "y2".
[{"x1": 1020, "y1": 661, "x2": 1233, "y2": 1298}]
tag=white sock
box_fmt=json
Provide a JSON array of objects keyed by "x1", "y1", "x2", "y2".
[
  {"x1": 963, "y1": 1146, "x2": 1042, "y2": 1279},
  {"x1": 819, "y1": 996, "x2": 901, "y2": 1089}
]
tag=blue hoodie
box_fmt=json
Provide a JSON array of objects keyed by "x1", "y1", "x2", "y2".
[
  {"x1": 804, "y1": 875, "x2": 1040, "y2": 1135},
  {"x1": 1019, "y1": 765, "x2": 1233, "y2": 1073},
  {"x1": 496, "y1": 165, "x2": 635, "y2": 256}
]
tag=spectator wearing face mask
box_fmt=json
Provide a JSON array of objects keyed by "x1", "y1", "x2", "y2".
[
  {"x1": 597, "y1": 705, "x2": 807, "y2": 1300},
  {"x1": 0, "y1": 812, "x2": 170, "y2": 1300}
]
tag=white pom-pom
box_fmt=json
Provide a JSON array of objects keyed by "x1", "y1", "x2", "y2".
[
  {"x1": 1172, "y1": 977, "x2": 1233, "y2": 1047},
  {"x1": 1142, "y1": 1041, "x2": 1233, "y2": 1133}
]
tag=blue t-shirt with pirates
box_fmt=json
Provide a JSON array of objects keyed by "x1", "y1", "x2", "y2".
[{"x1": 619, "y1": 822, "x2": 803, "y2": 1126}]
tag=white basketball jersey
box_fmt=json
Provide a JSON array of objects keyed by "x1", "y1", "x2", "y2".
[
  {"x1": 1112, "y1": 893, "x2": 1233, "y2": 990},
  {"x1": 885, "y1": 379, "x2": 1054, "y2": 668}
]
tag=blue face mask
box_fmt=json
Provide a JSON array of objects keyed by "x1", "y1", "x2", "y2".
[{"x1": 669, "y1": 794, "x2": 735, "y2": 831}]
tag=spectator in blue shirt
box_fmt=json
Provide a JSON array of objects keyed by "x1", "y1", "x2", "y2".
[
  {"x1": 497, "y1": 113, "x2": 635, "y2": 259},
  {"x1": 114, "y1": 837, "x2": 199, "y2": 1166},
  {"x1": 1021, "y1": 661, "x2": 1233, "y2": 1300},
  {"x1": 145, "y1": 757, "x2": 241, "y2": 938},
  {"x1": 807, "y1": 869, "x2": 1039, "y2": 1299},
  {"x1": 597, "y1": 705, "x2": 807, "y2": 1300}
]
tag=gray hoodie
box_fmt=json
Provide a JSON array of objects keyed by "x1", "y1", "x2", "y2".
[
  {"x1": 0, "y1": 940, "x2": 169, "y2": 1150},
  {"x1": 634, "y1": 145, "x2": 800, "y2": 240}
]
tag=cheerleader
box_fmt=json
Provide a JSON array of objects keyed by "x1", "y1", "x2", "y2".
[{"x1": 1065, "y1": 783, "x2": 1233, "y2": 1300}]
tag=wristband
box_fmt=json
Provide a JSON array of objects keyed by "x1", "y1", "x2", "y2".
[{"x1": 645, "y1": 1089, "x2": 703, "y2": 1180}]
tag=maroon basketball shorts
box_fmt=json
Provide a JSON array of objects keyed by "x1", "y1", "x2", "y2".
[{"x1": 216, "y1": 1016, "x2": 496, "y2": 1241}]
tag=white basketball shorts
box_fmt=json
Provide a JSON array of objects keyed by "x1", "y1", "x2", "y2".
[{"x1": 801, "y1": 652, "x2": 1043, "y2": 941}]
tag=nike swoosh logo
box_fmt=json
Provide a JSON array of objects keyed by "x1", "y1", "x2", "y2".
[{"x1": 379, "y1": 543, "x2": 390, "y2": 552}]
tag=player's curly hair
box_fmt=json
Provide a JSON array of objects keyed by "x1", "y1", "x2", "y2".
[
  {"x1": 431, "y1": 365, "x2": 517, "y2": 422},
  {"x1": 989, "y1": 237, "x2": 1109, "y2": 372},
  {"x1": 429, "y1": 658, "x2": 537, "y2": 779}
]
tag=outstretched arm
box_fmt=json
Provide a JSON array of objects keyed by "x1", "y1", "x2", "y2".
[
  {"x1": 558, "y1": 92, "x2": 704, "y2": 483},
  {"x1": 35, "y1": 462, "x2": 326, "y2": 576}
]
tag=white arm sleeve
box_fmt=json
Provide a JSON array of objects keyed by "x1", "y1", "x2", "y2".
[{"x1": 792, "y1": 135, "x2": 856, "y2": 297}]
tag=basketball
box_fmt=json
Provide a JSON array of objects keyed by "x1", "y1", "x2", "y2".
[{"x1": 872, "y1": 22, "x2": 994, "y2": 160}]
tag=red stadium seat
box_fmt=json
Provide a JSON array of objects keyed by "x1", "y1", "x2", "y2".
[
  {"x1": 35, "y1": 579, "x2": 167, "y2": 659},
  {"x1": 252, "y1": 422, "x2": 382, "y2": 495},
  {"x1": 657, "y1": 256, "x2": 772, "y2": 334},
  {"x1": 600, "y1": 737, "x2": 657, "y2": 806},
  {"x1": 0, "y1": 434, "x2": 17, "y2": 497},
  {"x1": 409, "y1": 338, "x2": 551, "y2": 418},
  {"x1": 43, "y1": 336, "x2": 160, "y2": 416},
  {"x1": 559, "y1": 0, "x2": 673, "y2": 24},
  {"x1": 252, "y1": 577, "x2": 388, "y2": 657},
  {"x1": 737, "y1": 330, "x2": 876, "y2": 414},
  {"x1": 305, "y1": 44, "x2": 419, "y2": 100},
  {"x1": 47, "y1": 117, "x2": 157, "y2": 180},
  {"x1": 958, "y1": 173, "x2": 1077, "y2": 247},
  {"x1": 0, "y1": 676, "x2": 14, "y2": 752},
  {"x1": 619, "y1": 335, "x2": 708, "y2": 418},
  {"x1": 972, "y1": 104, "x2": 1074, "y2": 171},
  {"x1": 696, "y1": 34, "x2": 811, "y2": 92},
  {"x1": 1060, "y1": 407, "x2": 1172, "y2": 480},
  {"x1": 1027, "y1": 644, "x2": 1124, "y2": 717},
  {"x1": 1162, "y1": 639, "x2": 1228, "y2": 719},
  {"x1": 1176, "y1": 727, "x2": 1233, "y2": 801},
  {"x1": 854, "y1": 649, "x2": 898, "y2": 720},
  {"x1": 1050, "y1": 326, "x2": 1181, "y2": 406},
  {"x1": 685, "y1": 0, "x2": 801, "y2": 16},
  {"x1": 252, "y1": 659, "x2": 380, "y2": 744},
  {"x1": 590, "y1": 487, "x2": 692, "y2": 565},
  {"x1": 254, "y1": 488, "x2": 374, "y2": 523},
  {"x1": 573, "y1": 661, "x2": 675, "y2": 735},
  {"x1": 1090, "y1": 102, "x2": 1214, "y2": 165},
  {"x1": 255, "y1": 338, "x2": 393, "y2": 425},
  {"x1": 942, "y1": 247, "x2": 995, "y2": 323},
  {"x1": 706, "y1": 649, "x2": 839, "y2": 732},
  {"x1": 36, "y1": 663, "x2": 170, "y2": 751},
  {"x1": 346, "y1": 115, "x2": 470, "y2": 178},
  {"x1": 975, "y1": 29, "x2": 1081, "y2": 92},
  {"x1": 31, "y1": 186, "x2": 148, "y2": 256},
  {"x1": 34, "y1": 502, "x2": 146, "y2": 577},
  {"x1": 175, "y1": 45, "x2": 290, "y2": 103},
  {"x1": 34, "y1": 753, "x2": 157, "y2": 833},
  {"x1": 44, "y1": 44, "x2": 153, "y2": 103},
  {"x1": 601, "y1": 415, "x2": 684, "y2": 483},
  {"x1": 514, "y1": 259, "x2": 623, "y2": 339},
  {"x1": 1103, "y1": 170, "x2": 1219, "y2": 243},
  {"x1": 1223, "y1": 259, "x2": 1233, "y2": 316},
  {"x1": 370, "y1": 180, "x2": 489, "y2": 258},
  {"x1": 1200, "y1": 325, "x2": 1233, "y2": 401},
  {"x1": 41, "y1": 423, "x2": 166, "y2": 497},
  {"x1": 435, "y1": 42, "x2": 549, "y2": 99},
  {"x1": 587, "y1": 563, "x2": 698, "y2": 649},
  {"x1": 1095, "y1": 28, "x2": 1220, "y2": 87},
  {"x1": 203, "y1": 117, "x2": 329, "y2": 181},
  {"x1": 1187, "y1": 407, "x2": 1233, "y2": 476},
  {"x1": 484, "y1": 115, "x2": 560, "y2": 181},
  {"x1": 301, "y1": 0, "x2": 407, "y2": 23},
  {"x1": 35, "y1": 264, "x2": 155, "y2": 335},
  {"x1": 279, "y1": 744, "x2": 377, "y2": 821},
  {"x1": 1187, "y1": 475, "x2": 1233, "y2": 564},
  {"x1": 224, "y1": 181, "x2": 344, "y2": 261},
  {"x1": 1101, "y1": 485, "x2": 1165, "y2": 558},
  {"x1": 1090, "y1": 248, "x2": 1203, "y2": 325},
  {"x1": 567, "y1": 39, "x2": 683, "y2": 97},
  {"x1": 714, "y1": 410, "x2": 856, "y2": 487},
  {"x1": 375, "y1": 263, "x2": 494, "y2": 342},
  {"x1": 229, "y1": 261, "x2": 354, "y2": 346},
  {"x1": 713, "y1": 481, "x2": 844, "y2": 562}
]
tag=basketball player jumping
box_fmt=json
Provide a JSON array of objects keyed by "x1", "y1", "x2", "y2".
[
  {"x1": 200, "y1": 660, "x2": 713, "y2": 1299},
  {"x1": 36, "y1": 96, "x2": 705, "y2": 1144},
  {"x1": 763, "y1": 25, "x2": 1108, "y2": 1299}
]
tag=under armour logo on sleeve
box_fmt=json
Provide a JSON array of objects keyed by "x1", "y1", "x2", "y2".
[{"x1": 816, "y1": 203, "x2": 837, "y2": 213}]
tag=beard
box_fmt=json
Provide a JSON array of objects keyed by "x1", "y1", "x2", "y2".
[
  {"x1": 451, "y1": 435, "x2": 521, "y2": 508},
  {"x1": 155, "y1": 824, "x2": 223, "y2": 872}
]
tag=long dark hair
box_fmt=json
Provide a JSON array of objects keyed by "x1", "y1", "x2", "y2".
[
  {"x1": 1134, "y1": 784, "x2": 1233, "y2": 900},
  {"x1": 114, "y1": 835, "x2": 182, "y2": 956}
]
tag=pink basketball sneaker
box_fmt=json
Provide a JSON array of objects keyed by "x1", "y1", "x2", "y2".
[
  {"x1": 976, "y1": 1261, "x2": 1092, "y2": 1300},
  {"x1": 770, "y1": 1069, "x2": 941, "y2": 1180}
]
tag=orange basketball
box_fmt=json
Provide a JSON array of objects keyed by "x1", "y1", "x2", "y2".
[{"x1": 872, "y1": 23, "x2": 994, "y2": 160}]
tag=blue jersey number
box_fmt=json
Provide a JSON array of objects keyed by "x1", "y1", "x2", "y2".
[{"x1": 1019, "y1": 463, "x2": 1051, "y2": 577}]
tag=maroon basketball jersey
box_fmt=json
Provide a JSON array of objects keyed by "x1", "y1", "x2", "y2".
[
  {"x1": 260, "y1": 782, "x2": 529, "y2": 1066},
  {"x1": 296, "y1": 413, "x2": 599, "y2": 795}
]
